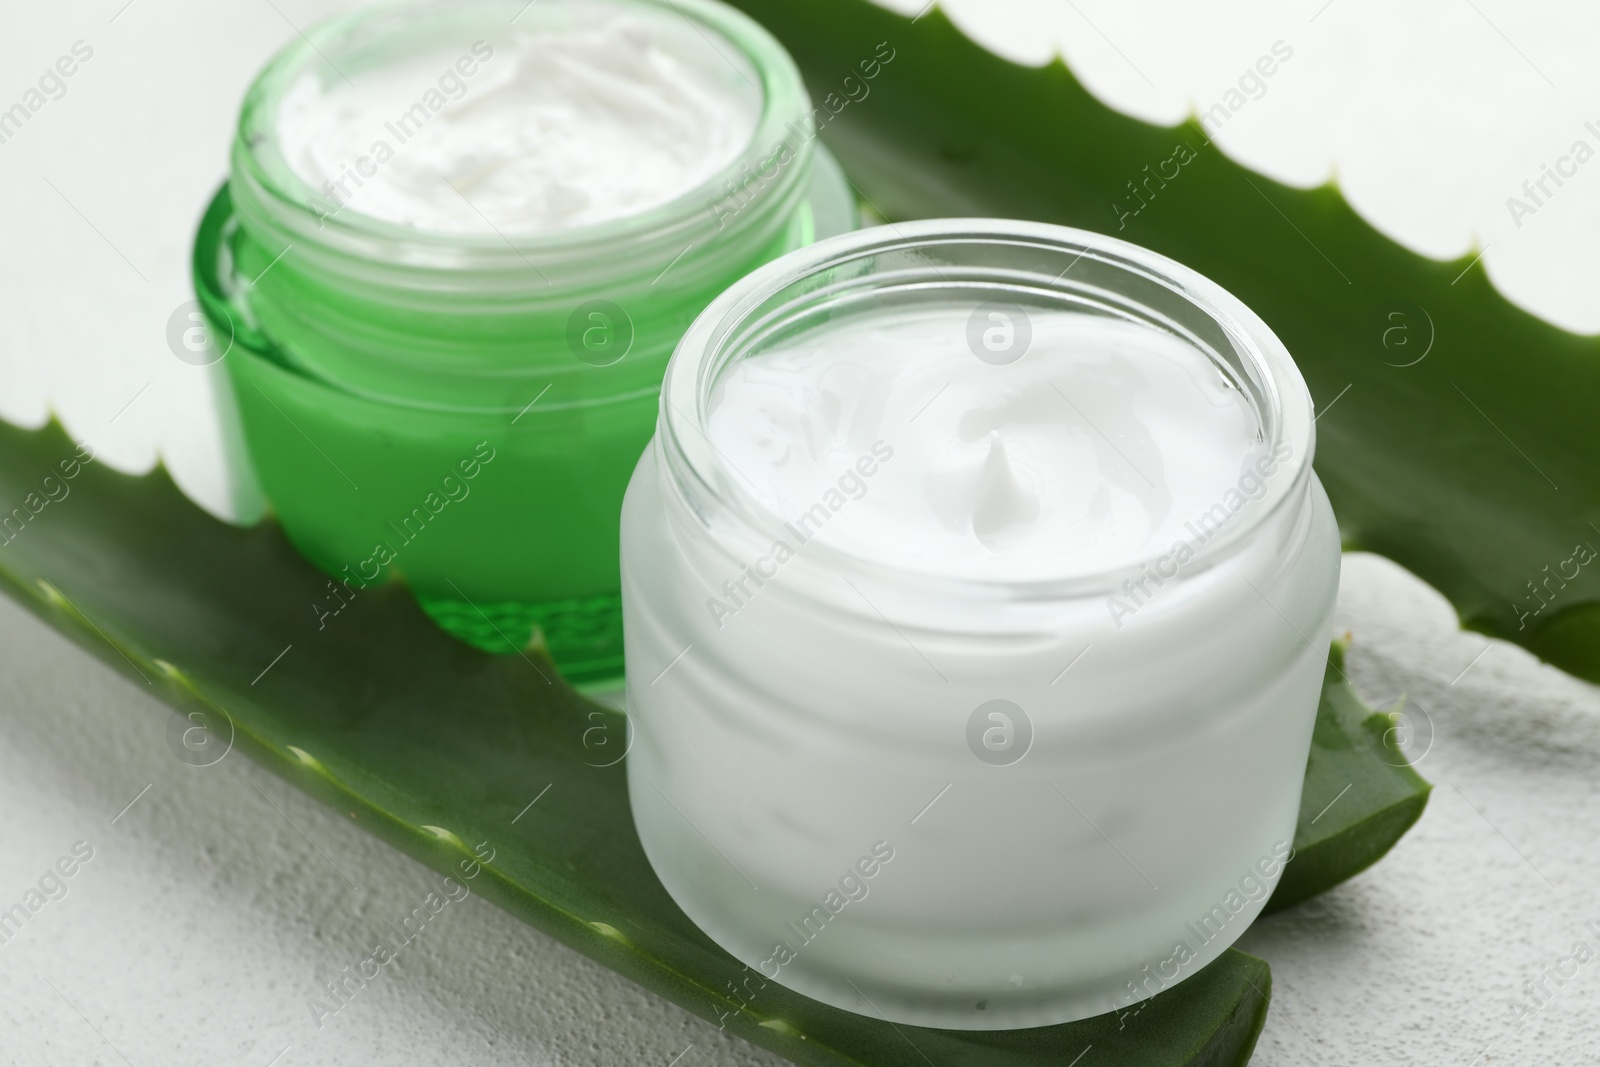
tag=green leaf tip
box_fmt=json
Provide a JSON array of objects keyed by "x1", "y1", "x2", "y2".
[{"x1": 1268, "y1": 637, "x2": 1432, "y2": 912}]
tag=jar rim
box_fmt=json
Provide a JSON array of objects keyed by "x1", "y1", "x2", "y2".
[
  {"x1": 659, "y1": 218, "x2": 1319, "y2": 600},
  {"x1": 227, "y1": 0, "x2": 815, "y2": 290}
]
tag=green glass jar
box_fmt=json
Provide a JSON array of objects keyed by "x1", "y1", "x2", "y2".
[{"x1": 193, "y1": 0, "x2": 852, "y2": 683}]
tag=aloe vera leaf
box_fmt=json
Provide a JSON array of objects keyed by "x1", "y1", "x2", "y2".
[
  {"x1": 1268, "y1": 638, "x2": 1432, "y2": 912},
  {"x1": 729, "y1": 0, "x2": 1600, "y2": 684},
  {"x1": 0, "y1": 415, "x2": 1273, "y2": 1064}
]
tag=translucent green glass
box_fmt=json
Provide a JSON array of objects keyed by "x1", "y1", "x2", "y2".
[{"x1": 192, "y1": 0, "x2": 852, "y2": 684}]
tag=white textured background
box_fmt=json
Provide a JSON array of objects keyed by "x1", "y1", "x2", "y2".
[{"x1": 2, "y1": 1, "x2": 1598, "y2": 1064}]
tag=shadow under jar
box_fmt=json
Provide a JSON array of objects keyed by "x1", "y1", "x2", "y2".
[
  {"x1": 621, "y1": 219, "x2": 1341, "y2": 1028},
  {"x1": 193, "y1": 0, "x2": 851, "y2": 683}
]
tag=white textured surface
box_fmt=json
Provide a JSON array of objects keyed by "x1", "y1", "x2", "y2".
[
  {"x1": 3, "y1": 0, "x2": 1599, "y2": 1064},
  {"x1": 5, "y1": 555, "x2": 1598, "y2": 1065},
  {"x1": 1243, "y1": 554, "x2": 1600, "y2": 1067}
]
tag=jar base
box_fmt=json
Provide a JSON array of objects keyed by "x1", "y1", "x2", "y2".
[{"x1": 415, "y1": 591, "x2": 624, "y2": 686}]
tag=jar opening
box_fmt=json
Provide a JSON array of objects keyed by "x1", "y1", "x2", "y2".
[
  {"x1": 229, "y1": 0, "x2": 814, "y2": 290},
  {"x1": 660, "y1": 220, "x2": 1317, "y2": 598}
]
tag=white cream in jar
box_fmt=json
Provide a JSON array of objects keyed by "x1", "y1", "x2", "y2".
[
  {"x1": 622, "y1": 221, "x2": 1340, "y2": 1030},
  {"x1": 273, "y1": 5, "x2": 760, "y2": 234},
  {"x1": 705, "y1": 310, "x2": 1264, "y2": 583}
]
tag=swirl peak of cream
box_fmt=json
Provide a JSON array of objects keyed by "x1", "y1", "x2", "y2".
[
  {"x1": 705, "y1": 306, "x2": 1266, "y2": 582},
  {"x1": 274, "y1": 13, "x2": 760, "y2": 235}
]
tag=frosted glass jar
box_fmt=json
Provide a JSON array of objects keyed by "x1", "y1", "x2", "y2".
[
  {"x1": 620, "y1": 220, "x2": 1340, "y2": 1028},
  {"x1": 196, "y1": 0, "x2": 850, "y2": 682}
]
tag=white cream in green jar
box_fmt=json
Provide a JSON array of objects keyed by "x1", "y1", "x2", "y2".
[
  {"x1": 204, "y1": 0, "x2": 854, "y2": 682},
  {"x1": 274, "y1": 11, "x2": 761, "y2": 234}
]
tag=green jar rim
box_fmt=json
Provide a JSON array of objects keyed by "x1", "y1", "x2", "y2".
[
  {"x1": 194, "y1": 146, "x2": 859, "y2": 414},
  {"x1": 227, "y1": 0, "x2": 816, "y2": 297}
]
